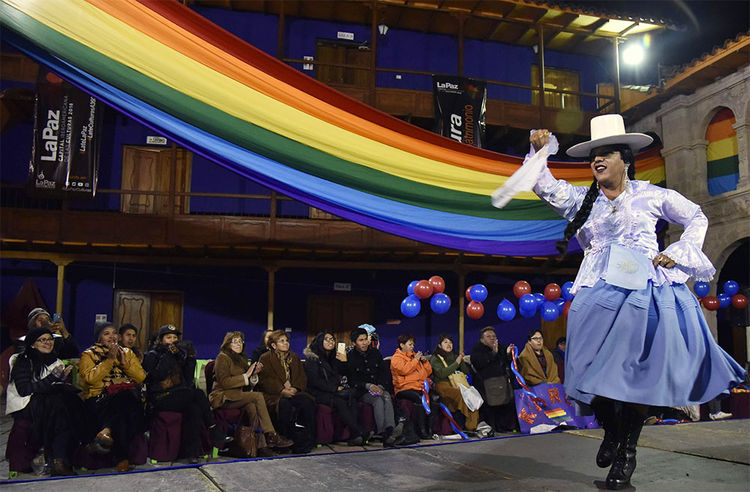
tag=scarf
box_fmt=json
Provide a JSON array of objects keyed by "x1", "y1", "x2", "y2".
[{"x1": 275, "y1": 349, "x2": 291, "y2": 382}]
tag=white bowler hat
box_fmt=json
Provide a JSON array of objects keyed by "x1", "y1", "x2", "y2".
[{"x1": 566, "y1": 114, "x2": 653, "y2": 158}]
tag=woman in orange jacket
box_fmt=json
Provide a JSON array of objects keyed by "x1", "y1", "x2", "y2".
[{"x1": 390, "y1": 334, "x2": 433, "y2": 439}]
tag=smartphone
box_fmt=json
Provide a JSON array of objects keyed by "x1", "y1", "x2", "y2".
[
  {"x1": 52, "y1": 313, "x2": 61, "y2": 323},
  {"x1": 337, "y1": 342, "x2": 346, "y2": 354}
]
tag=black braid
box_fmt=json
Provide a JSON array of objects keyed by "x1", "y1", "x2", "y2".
[
  {"x1": 556, "y1": 145, "x2": 636, "y2": 256},
  {"x1": 556, "y1": 180, "x2": 599, "y2": 255}
]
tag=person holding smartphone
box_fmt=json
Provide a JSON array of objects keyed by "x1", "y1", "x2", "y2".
[
  {"x1": 391, "y1": 334, "x2": 434, "y2": 440},
  {"x1": 209, "y1": 331, "x2": 292, "y2": 454},
  {"x1": 304, "y1": 331, "x2": 372, "y2": 446},
  {"x1": 25, "y1": 308, "x2": 79, "y2": 359}
]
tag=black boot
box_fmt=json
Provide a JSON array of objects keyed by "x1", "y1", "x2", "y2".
[
  {"x1": 606, "y1": 405, "x2": 645, "y2": 490},
  {"x1": 592, "y1": 398, "x2": 621, "y2": 468}
]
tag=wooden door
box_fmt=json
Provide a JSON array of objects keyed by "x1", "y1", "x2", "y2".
[
  {"x1": 115, "y1": 290, "x2": 183, "y2": 352},
  {"x1": 307, "y1": 294, "x2": 373, "y2": 346},
  {"x1": 121, "y1": 146, "x2": 192, "y2": 214}
]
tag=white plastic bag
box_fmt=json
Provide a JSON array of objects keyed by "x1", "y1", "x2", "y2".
[{"x1": 458, "y1": 384, "x2": 484, "y2": 412}]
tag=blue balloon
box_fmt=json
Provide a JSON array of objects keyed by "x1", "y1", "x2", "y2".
[
  {"x1": 533, "y1": 293, "x2": 545, "y2": 309},
  {"x1": 497, "y1": 299, "x2": 516, "y2": 321},
  {"x1": 562, "y1": 281, "x2": 575, "y2": 301},
  {"x1": 519, "y1": 305, "x2": 536, "y2": 318},
  {"x1": 400, "y1": 294, "x2": 421, "y2": 318},
  {"x1": 541, "y1": 301, "x2": 560, "y2": 322},
  {"x1": 723, "y1": 280, "x2": 739, "y2": 296},
  {"x1": 694, "y1": 281, "x2": 710, "y2": 298},
  {"x1": 519, "y1": 293, "x2": 536, "y2": 312},
  {"x1": 430, "y1": 293, "x2": 451, "y2": 314},
  {"x1": 407, "y1": 280, "x2": 419, "y2": 295},
  {"x1": 554, "y1": 297, "x2": 566, "y2": 312},
  {"x1": 718, "y1": 293, "x2": 731, "y2": 309},
  {"x1": 469, "y1": 284, "x2": 488, "y2": 303}
]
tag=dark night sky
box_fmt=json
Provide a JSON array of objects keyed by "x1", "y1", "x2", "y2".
[{"x1": 569, "y1": 1, "x2": 750, "y2": 84}]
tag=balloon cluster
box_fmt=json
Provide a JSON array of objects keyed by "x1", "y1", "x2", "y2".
[
  {"x1": 400, "y1": 276, "x2": 451, "y2": 318},
  {"x1": 465, "y1": 284, "x2": 488, "y2": 319},
  {"x1": 694, "y1": 280, "x2": 747, "y2": 311},
  {"x1": 497, "y1": 280, "x2": 575, "y2": 322}
]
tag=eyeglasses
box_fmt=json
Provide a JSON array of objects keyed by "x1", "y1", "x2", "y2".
[
  {"x1": 230, "y1": 339, "x2": 243, "y2": 345},
  {"x1": 530, "y1": 336, "x2": 544, "y2": 341},
  {"x1": 36, "y1": 337, "x2": 54, "y2": 343},
  {"x1": 323, "y1": 336, "x2": 335, "y2": 342}
]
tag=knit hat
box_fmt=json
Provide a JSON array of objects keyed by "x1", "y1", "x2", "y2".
[
  {"x1": 27, "y1": 307, "x2": 50, "y2": 329},
  {"x1": 94, "y1": 321, "x2": 115, "y2": 342},
  {"x1": 25, "y1": 325, "x2": 53, "y2": 347},
  {"x1": 156, "y1": 324, "x2": 181, "y2": 340}
]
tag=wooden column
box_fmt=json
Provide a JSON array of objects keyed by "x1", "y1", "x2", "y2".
[
  {"x1": 52, "y1": 258, "x2": 72, "y2": 314},
  {"x1": 266, "y1": 266, "x2": 277, "y2": 331},
  {"x1": 612, "y1": 37, "x2": 622, "y2": 113},
  {"x1": 277, "y1": 0, "x2": 285, "y2": 59},
  {"x1": 456, "y1": 14, "x2": 466, "y2": 76},
  {"x1": 369, "y1": 0, "x2": 378, "y2": 106},
  {"x1": 537, "y1": 22, "x2": 546, "y2": 128}
]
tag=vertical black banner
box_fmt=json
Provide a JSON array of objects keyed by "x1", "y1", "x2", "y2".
[
  {"x1": 29, "y1": 71, "x2": 99, "y2": 197},
  {"x1": 432, "y1": 75, "x2": 486, "y2": 148}
]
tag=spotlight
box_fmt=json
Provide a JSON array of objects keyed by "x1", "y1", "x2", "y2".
[{"x1": 622, "y1": 43, "x2": 645, "y2": 66}]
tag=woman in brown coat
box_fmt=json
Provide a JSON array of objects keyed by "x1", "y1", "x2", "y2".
[
  {"x1": 209, "y1": 332, "x2": 292, "y2": 450},
  {"x1": 518, "y1": 329, "x2": 560, "y2": 386},
  {"x1": 258, "y1": 330, "x2": 316, "y2": 453}
]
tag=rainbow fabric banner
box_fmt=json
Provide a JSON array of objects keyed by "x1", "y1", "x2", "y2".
[
  {"x1": 706, "y1": 108, "x2": 739, "y2": 196},
  {"x1": 0, "y1": 0, "x2": 665, "y2": 255}
]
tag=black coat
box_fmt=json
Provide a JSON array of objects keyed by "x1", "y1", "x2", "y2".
[
  {"x1": 346, "y1": 347, "x2": 389, "y2": 398},
  {"x1": 142, "y1": 343, "x2": 196, "y2": 399},
  {"x1": 303, "y1": 348, "x2": 348, "y2": 405},
  {"x1": 470, "y1": 341, "x2": 511, "y2": 387}
]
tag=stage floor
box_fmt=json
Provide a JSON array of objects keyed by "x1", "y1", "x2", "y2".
[{"x1": 2, "y1": 418, "x2": 748, "y2": 491}]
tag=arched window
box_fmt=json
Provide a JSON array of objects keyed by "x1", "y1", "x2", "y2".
[{"x1": 706, "y1": 108, "x2": 739, "y2": 196}]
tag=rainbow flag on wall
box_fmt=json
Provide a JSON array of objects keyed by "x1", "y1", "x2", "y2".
[
  {"x1": 0, "y1": 0, "x2": 666, "y2": 256},
  {"x1": 706, "y1": 108, "x2": 739, "y2": 196}
]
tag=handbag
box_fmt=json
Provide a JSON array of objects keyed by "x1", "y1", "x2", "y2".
[
  {"x1": 227, "y1": 411, "x2": 261, "y2": 458},
  {"x1": 436, "y1": 355, "x2": 470, "y2": 389},
  {"x1": 483, "y1": 376, "x2": 513, "y2": 406}
]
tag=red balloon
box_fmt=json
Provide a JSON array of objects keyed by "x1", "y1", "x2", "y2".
[
  {"x1": 562, "y1": 300, "x2": 572, "y2": 318},
  {"x1": 414, "y1": 280, "x2": 433, "y2": 299},
  {"x1": 513, "y1": 281, "x2": 531, "y2": 299},
  {"x1": 466, "y1": 300, "x2": 484, "y2": 320},
  {"x1": 429, "y1": 275, "x2": 445, "y2": 294},
  {"x1": 465, "y1": 287, "x2": 472, "y2": 301},
  {"x1": 702, "y1": 296, "x2": 720, "y2": 311},
  {"x1": 544, "y1": 283, "x2": 561, "y2": 301},
  {"x1": 731, "y1": 294, "x2": 748, "y2": 309}
]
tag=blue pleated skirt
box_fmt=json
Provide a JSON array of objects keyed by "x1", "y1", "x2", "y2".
[{"x1": 565, "y1": 280, "x2": 746, "y2": 406}]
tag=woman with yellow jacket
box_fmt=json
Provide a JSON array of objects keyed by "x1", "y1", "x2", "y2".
[
  {"x1": 391, "y1": 334, "x2": 433, "y2": 439},
  {"x1": 78, "y1": 321, "x2": 146, "y2": 472},
  {"x1": 209, "y1": 332, "x2": 292, "y2": 453},
  {"x1": 518, "y1": 329, "x2": 560, "y2": 386}
]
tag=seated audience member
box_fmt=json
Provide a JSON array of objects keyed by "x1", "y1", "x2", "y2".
[
  {"x1": 348, "y1": 327, "x2": 402, "y2": 447},
  {"x1": 118, "y1": 323, "x2": 143, "y2": 362},
  {"x1": 391, "y1": 334, "x2": 434, "y2": 439},
  {"x1": 7, "y1": 325, "x2": 84, "y2": 476},
  {"x1": 79, "y1": 321, "x2": 146, "y2": 472},
  {"x1": 142, "y1": 324, "x2": 229, "y2": 462},
  {"x1": 209, "y1": 331, "x2": 292, "y2": 453},
  {"x1": 25, "y1": 308, "x2": 79, "y2": 359},
  {"x1": 552, "y1": 337, "x2": 566, "y2": 364},
  {"x1": 304, "y1": 331, "x2": 370, "y2": 445},
  {"x1": 429, "y1": 334, "x2": 479, "y2": 431},
  {"x1": 471, "y1": 327, "x2": 517, "y2": 433},
  {"x1": 258, "y1": 330, "x2": 316, "y2": 453},
  {"x1": 518, "y1": 329, "x2": 560, "y2": 386},
  {"x1": 250, "y1": 330, "x2": 273, "y2": 363}
]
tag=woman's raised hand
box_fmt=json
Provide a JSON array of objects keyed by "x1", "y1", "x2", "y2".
[{"x1": 530, "y1": 129, "x2": 550, "y2": 152}]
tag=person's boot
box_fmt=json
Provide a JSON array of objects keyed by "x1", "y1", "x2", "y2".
[
  {"x1": 116, "y1": 459, "x2": 130, "y2": 472},
  {"x1": 264, "y1": 432, "x2": 293, "y2": 448},
  {"x1": 51, "y1": 459, "x2": 75, "y2": 477},
  {"x1": 592, "y1": 398, "x2": 621, "y2": 468},
  {"x1": 208, "y1": 424, "x2": 232, "y2": 450},
  {"x1": 606, "y1": 405, "x2": 645, "y2": 490}
]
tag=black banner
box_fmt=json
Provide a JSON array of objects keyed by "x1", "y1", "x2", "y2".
[
  {"x1": 29, "y1": 71, "x2": 99, "y2": 197},
  {"x1": 433, "y1": 75, "x2": 486, "y2": 148}
]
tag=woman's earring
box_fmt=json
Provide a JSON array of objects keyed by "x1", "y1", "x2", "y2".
[{"x1": 624, "y1": 165, "x2": 631, "y2": 188}]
